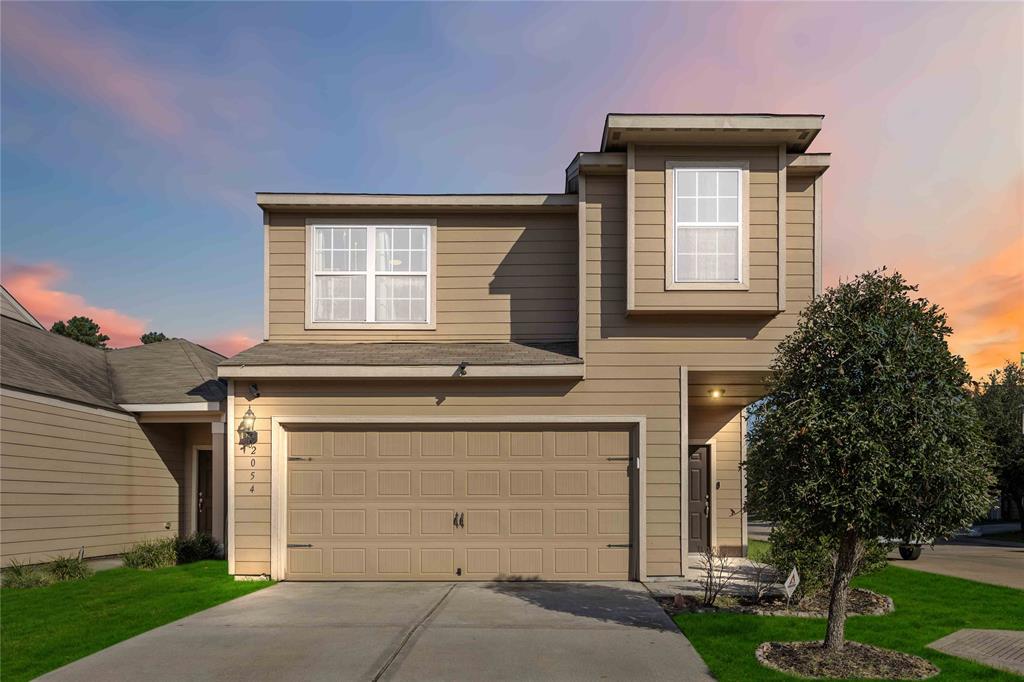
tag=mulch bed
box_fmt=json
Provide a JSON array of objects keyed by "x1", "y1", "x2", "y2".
[
  {"x1": 756, "y1": 641, "x2": 939, "y2": 680},
  {"x1": 659, "y1": 588, "x2": 893, "y2": 618}
]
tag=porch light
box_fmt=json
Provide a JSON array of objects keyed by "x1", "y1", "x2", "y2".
[
  {"x1": 707, "y1": 388, "x2": 726, "y2": 399},
  {"x1": 237, "y1": 407, "x2": 258, "y2": 452}
]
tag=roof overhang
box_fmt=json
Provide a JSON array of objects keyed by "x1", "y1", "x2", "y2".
[
  {"x1": 786, "y1": 152, "x2": 831, "y2": 176},
  {"x1": 601, "y1": 114, "x2": 823, "y2": 153},
  {"x1": 119, "y1": 401, "x2": 225, "y2": 422},
  {"x1": 218, "y1": 364, "x2": 584, "y2": 380},
  {"x1": 256, "y1": 193, "x2": 578, "y2": 213}
]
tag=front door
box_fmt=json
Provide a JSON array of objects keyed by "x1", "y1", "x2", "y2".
[
  {"x1": 687, "y1": 444, "x2": 710, "y2": 553},
  {"x1": 196, "y1": 450, "x2": 213, "y2": 536}
]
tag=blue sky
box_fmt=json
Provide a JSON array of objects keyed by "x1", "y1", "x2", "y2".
[{"x1": 2, "y1": 2, "x2": 1020, "y2": 371}]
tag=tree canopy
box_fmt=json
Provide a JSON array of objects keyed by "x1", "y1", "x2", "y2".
[
  {"x1": 50, "y1": 316, "x2": 110, "y2": 349},
  {"x1": 141, "y1": 331, "x2": 169, "y2": 344},
  {"x1": 975, "y1": 361, "x2": 1024, "y2": 530},
  {"x1": 746, "y1": 269, "x2": 992, "y2": 651}
]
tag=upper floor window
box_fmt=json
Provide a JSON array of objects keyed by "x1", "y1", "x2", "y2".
[
  {"x1": 672, "y1": 167, "x2": 742, "y2": 284},
  {"x1": 310, "y1": 224, "x2": 431, "y2": 324}
]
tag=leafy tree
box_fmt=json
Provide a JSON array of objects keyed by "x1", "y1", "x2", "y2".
[
  {"x1": 746, "y1": 270, "x2": 992, "y2": 652},
  {"x1": 975, "y1": 361, "x2": 1024, "y2": 531},
  {"x1": 50, "y1": 316, "x2": 110, "y2": 348},
  {"x1": 141, "y1": 331, "x2": 169, "y2": 344}
]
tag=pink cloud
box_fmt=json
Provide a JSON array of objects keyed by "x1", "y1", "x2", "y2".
[
  {"x1": 2, "y1": 261, "x2": 147, "y2": 348},
  {"x1": 197, "y1": 332, "x2": 259, "y2": 358},
  {"x1": 1, "y1": 4, "x2": 186, "y2": 141}
]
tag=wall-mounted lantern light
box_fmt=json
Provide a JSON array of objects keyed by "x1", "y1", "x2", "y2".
[
  {"x1": 237, "y1": 407, "x2": 258, "y2": 453},
  {"x1": 707, "y1": 388, "x2": 726, "y2": 399}
]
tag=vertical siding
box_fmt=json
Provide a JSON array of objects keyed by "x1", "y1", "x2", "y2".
[
  {"x1": 0, "y1": 393, "x2": 186, "y2": 565},
  {"x1": 267, "y1": 212, "x2": 577, "y2": 343}
]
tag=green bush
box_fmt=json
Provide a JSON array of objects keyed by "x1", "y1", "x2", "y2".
[
  {"x1": 175, "y1": 533, "x2": 219, "y2": 564},
  {"x1": 122, "y1": 538, "x2": 177, "y2": 569},
  {"x1": 47, "y1": 555, "x2": 93, "y2": 582},
  {"x1": 2, "y1": 559, "x2": 53, "y2": 589},
  {"x1": 765, "y1": 523, "x2": 890, "y2": 602}
]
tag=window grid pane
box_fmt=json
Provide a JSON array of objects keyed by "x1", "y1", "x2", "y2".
[
  {"x1": 673, "y1": 167, "x2": 742, "y2": 283},
  {"x1": 376, "y1": 227, "x2": 428, "y2": 273},
  {"x1": 376, "y1": 275, "x2": 428, "y2": 322},
  {"x1": 314, "y1": 227, "x2": 367, "y2": 273},
  {"x1": 313, "y1": 275, "x2": 366, "y2": 322}
]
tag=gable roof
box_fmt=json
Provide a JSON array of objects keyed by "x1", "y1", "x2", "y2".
[
  {"x1": 106, "y1": 339, "x2": 226, "y2": 404},
  {"x1": 1, "y1": 295, "x2": 226, "y2": 412},
  {"x1": 1, "y1": 314, "x2": 119, "y2": 410},
  {"x1": 1, "y1": 286, "x2": 43, "y2": 329}
]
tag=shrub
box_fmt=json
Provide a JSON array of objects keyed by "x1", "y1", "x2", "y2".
[
  {"x1": 764, "y1": 523, "x2": 889, "y2": 602},
  {"x1": 175, "y1": 533, "x2": 219, "y2": 564},
  {"x1": 47, "y1": 554, "x2": 93, "y2": 582},
  {"x1": 122, "y1": 538, "x2": 177, "y2": 569},
  {"x1": 2, "y1": 559, "x2": 52, "y2": 589}
]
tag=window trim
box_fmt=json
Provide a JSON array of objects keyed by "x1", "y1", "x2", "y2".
[
  {"x1": 304, "y1": 218, "x2": 437, "y2": 330},
  {"x1": 664, "y1": 160, "x2": 750, "y2": 291}
]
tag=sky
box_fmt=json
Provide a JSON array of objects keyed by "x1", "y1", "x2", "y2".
[{"x1": 1, "y1": 1, "x2": 1021, "y2": 376}]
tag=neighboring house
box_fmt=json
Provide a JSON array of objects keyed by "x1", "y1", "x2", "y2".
[
  {"x1": 0, "y1": 289, "x2": 228, "y2": 566},
  {"x1": 218, "y1": 113, "x2": 829, "y2": 581}
]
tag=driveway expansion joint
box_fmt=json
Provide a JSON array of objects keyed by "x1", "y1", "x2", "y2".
[{"x1": 371, "y1": 583, "x2": 456, "y2": 682}]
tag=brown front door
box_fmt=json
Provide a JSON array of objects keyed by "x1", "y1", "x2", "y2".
[
  {"x1": 687, "y1": 444, "x2": 710, "y2": 553},
  {"x1": 196, "y1": 450, "x2": 213, "y2": 536}
]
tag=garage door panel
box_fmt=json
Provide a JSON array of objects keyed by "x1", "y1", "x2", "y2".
[{"x1": 285, "y1": 426, "x2": 633, "y2": 580}]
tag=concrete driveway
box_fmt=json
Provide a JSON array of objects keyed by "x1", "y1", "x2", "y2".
[
  {"x1": 41, "y1": 581, "x2": 712, "y2": 682},
  {"x1": 889, "y1": 538, "x2": 1024, "y2": 590}
]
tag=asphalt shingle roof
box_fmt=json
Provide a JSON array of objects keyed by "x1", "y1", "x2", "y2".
[
  {"x1": 1, "y1": 313, "x2": 226, "y2": 411},
  {"x1": 220, "y1": 341, "x2": 582, "y2": 367}
]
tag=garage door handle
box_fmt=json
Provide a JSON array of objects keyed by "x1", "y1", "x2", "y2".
[
  {"x1": 288, "y1": 457, "x2": 312, "y2": 461},
  {"x1": 287, "y1": 543, "x2": 313, "y2": 548},
  {"x1": 606, "y1": 544, "x2": 632, "y2": 548},
  {"x1": 458, "y1": 512, "x2": 465, "y2": 528}
]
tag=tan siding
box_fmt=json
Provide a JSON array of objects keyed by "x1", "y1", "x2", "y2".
[
  {"x1": 235, "y1": 165, "x2": 819, "y2": 577},
  {"x1": 631, "y1": 145, "x2": 780, "y2": 311},
  {"x1": 0, "y1": 394, "x2": 186, "y2": 566},
  {"x1": 267, "y1": 212, "x2": 577, "y2": 343}
]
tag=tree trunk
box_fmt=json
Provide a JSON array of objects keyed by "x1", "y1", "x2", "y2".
[
  {"x1": 823, "y1": 530, "x2": 863, "y2": 653},
  {"x1": 1012, "y1": 493, "x2": 1024, "y2": 535}
]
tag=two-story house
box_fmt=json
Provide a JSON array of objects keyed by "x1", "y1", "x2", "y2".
[{"x1": 217, "y1": 113, "x2": 829, "y2": 581}]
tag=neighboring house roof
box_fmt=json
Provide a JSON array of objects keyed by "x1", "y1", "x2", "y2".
[
  {"x1": 1, "y1": 286, "x2": 43, "y2": 329},
  {"x1": 1, "y1": 304, "x2": 226, "y2": 412},
  {"x1": 106, "y1": 339, "x2": 227, "y2": 404},
  {"x1": 220, "y1": 341, "x2": 582, "y2": 367},
  {"x1": 1, "y1": 314, "x2": 120, "y2": 410}
]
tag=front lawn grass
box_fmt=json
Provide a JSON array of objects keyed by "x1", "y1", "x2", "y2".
[
  {"x1": 1, "y1": 560, "x2": 271, "y2": 682},
  {"x1": 675, "y1": 565, "x2": 1024, "y2": 681}
]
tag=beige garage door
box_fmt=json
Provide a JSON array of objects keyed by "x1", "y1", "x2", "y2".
[{"x1": 285, "y1": 425, "x2": 634, "y2": 580}]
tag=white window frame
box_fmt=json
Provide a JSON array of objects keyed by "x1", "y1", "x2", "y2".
[
  {"x1": 664, "y1": 160, "x2": 750, "y2": 291},
  {"x1": 305, "y1": 218, "x2": 437, "y2": 330}
]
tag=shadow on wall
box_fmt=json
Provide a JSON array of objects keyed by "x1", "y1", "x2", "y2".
[
  {"x1": 488, "y1": 215, "x2": 578, "y2": 347},
  {"x1": 484, "y1": 580, "x2": 674, "y2": 631},
  {"x1": 141, "y1": 423, "x2": 186, "y2": 533}
]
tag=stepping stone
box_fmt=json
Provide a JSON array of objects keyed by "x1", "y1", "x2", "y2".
[{"x1": 927, "y1": 628, "x2": 1024, "y2": 675}]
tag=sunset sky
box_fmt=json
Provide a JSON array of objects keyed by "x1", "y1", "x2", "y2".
[{"x1": 1, "y1": 2, "x2": 1021, "y2": 376}]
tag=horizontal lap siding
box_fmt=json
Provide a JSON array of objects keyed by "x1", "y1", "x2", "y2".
[
  {"x1": 267, "y1": 212, "x2": 577, "y2": 342},
  {"x1": 0, "y1": 394, "x2": 185, "y2": 565},
  {"x1": 632, "y1": 145, "x2": 779, "y2": 310}
]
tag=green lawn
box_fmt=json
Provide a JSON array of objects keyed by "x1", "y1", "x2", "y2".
[
  {"x1": 1, "y1": 560, "x2": 272, "y2": 682},
  {"x1": 675, "y1": 565, "x2": 1024, "y2": 681}
]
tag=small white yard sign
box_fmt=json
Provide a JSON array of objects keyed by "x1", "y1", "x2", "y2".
[{"x1": 783, "y1": 567, "x2": 800, "y2": 599}]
